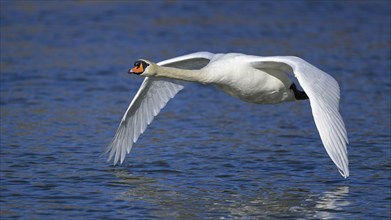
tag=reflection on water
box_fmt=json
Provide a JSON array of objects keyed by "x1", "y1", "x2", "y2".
[
  {"x1": 314, "y1": 186, "x2": 350, "y2": 219},
  {"x1": 114, "y1": 169, "x2": 351, "y2": 219},
  {"x1": 1, "y1": 1, "x2": 390, "y2": 219}
]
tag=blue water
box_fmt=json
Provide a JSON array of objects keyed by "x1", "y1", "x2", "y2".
[{"x1": 1, "y1": 1, "x2": 390, "y2": 219}]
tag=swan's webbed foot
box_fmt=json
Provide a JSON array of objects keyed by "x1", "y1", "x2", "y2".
[{"x1": 290, "y1": 83, "x2": 309, "y2": 100}]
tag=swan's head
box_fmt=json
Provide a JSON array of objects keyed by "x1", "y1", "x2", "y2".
[{"x1": 128, "y1": 59, "x2": 157, "y2": 76}]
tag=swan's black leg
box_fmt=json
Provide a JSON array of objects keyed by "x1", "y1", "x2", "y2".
[{"x1": 290, "y1": 83, "x2": 309, "y2": 100}]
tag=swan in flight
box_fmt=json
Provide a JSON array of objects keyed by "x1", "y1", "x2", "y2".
[{"x1": 106, "y1": 52, "x2": 349, "y2": 178}]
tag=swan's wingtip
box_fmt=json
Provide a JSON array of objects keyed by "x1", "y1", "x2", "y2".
[{"x1": 339, "y1": 168, "x2": 349, "y2": 179}]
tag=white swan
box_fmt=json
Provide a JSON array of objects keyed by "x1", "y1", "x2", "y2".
[{"x1": 106, "y1": 52, "x2": 349, "y2": 178}]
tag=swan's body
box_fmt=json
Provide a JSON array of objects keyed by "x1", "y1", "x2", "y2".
[{"x1": 106, "y1": 52, "x2": 349, "y2": 178}]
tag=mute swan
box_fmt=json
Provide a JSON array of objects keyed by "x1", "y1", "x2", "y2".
[{"x1": 106, "y1": 52, "x2": 349, "y2": 178}]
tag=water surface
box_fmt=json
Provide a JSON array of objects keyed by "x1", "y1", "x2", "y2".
[{"x1": 1, "y1": 1, "x2": 390, "y2": 219}]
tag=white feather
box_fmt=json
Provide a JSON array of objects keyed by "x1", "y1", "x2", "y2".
[
  {"x1": 250, "y1": 56, "x2": 349, "y2": 178},
  {"x1": 106, "y1": 52, "x2": 214, "y2": 165}
]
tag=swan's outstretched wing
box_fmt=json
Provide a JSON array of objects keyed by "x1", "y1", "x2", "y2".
[
  {"x1": 251, "y1": 56, "x2": 349, "y2": 178},
  {"x1": 106, "y1": 52, "x2": 214, "y2": 165}
]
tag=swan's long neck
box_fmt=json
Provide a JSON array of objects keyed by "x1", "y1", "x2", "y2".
[{"x1": 155, "y1": 66, "x2": 209, "y2": 84}]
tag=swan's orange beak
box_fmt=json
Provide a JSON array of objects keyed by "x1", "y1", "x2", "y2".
[{"x1": 129, "y1": 65, "x2": 144, "y2": 75}]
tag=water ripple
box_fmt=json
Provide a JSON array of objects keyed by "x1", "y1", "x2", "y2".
[{"x1": 1, "y1": 1, "x2": 390, "y2": 219}]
